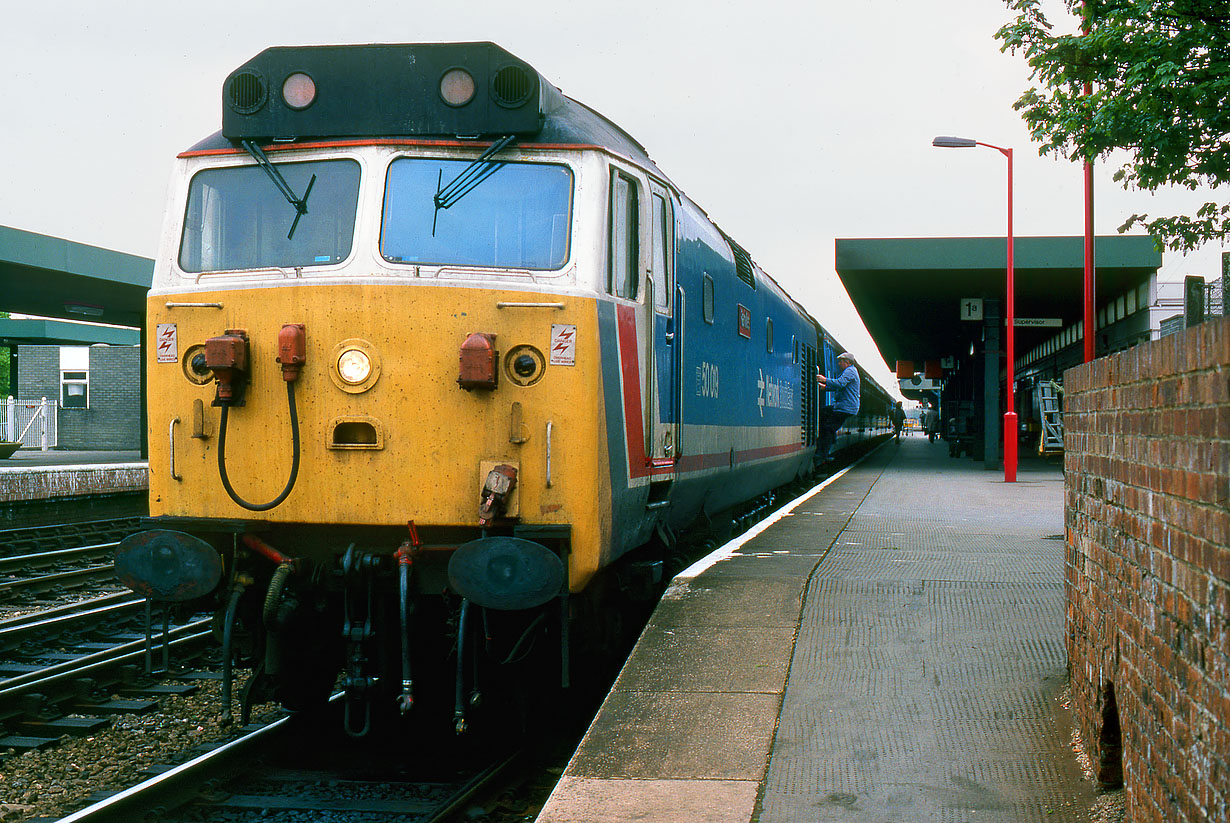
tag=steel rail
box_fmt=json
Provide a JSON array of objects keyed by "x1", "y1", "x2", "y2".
[
  {"x1": 425, "y1": 751, "x2": 523, "y2": 823},
  {"x1": 54, "y1": 712, "x2": 293, "y2": 823},
  {"x1": 0, "y1": 621, "x2": 212, "y2": 698},
  {"x1": 0, "y1": 564, "x2": 117, "y2": 597},
  {"x1": 0, "y1": 542, "x2": 117, "y2": 572},
  {"x1": 0, "y1": 595, "x2": 145, "y2": 645},
  {"x1": 0, "y1": 519, "x2": 138, "y2": 556},
  {"x1": 0, "y1": 591, "x2": 141, "y2": 631}
]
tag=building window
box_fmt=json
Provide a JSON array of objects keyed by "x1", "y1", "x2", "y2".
[{"x1": 60, "y1": 347, "x2": 90, "y2": 409}]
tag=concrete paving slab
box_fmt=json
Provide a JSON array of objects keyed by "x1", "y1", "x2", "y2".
[
  {"x1": 566, "y1": 689, "x2": 781, "y2": 780},
  {"x1": 650, "y1": 577, "x2": 803, "y2": 628},
  {"x1": 538, "y1": 777, "x2": 759, "y2": 823},
  {"x1": 613, "y1": 625, "x2": 794, "y2": 693}
]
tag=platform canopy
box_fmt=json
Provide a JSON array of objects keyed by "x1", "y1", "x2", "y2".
[
  {"x1": 0, "y1": 225, "x2": 152, "y2": 329},
  {"x1": 0, "y1": 317, "x2": 140, "y2": 347},
  {"x1": 835, "y1": 235, "x2": 1162, "y2": 369}
]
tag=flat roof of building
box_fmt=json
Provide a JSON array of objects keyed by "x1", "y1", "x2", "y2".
[{"x1": 0, "y1": 225, "x2": 152, "y2": 328}]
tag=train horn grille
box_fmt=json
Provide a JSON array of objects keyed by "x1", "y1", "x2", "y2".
[
  {"x1": 227, "y1": 69, "x2": 268, "y2": 114},
  {"x1": 491, "y1": 65, "x2": 534, "y2": 108}
]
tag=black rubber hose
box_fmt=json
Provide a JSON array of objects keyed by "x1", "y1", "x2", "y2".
[
  {"x1": 218, "y1": 381, "x2": 301, "y2": 511},
  {"x1": 220, "y1": 582, "x2": 245, "y2": 724},
  {"x1": 263, "y1": 562, "x2": 294, "y2": 629}
]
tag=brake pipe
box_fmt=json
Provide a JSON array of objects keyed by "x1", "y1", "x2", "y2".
[
  {"x1": 241, "y1": 534, "x2": 294, "y2": 566},
  {"x1": 454, "y1": 598, "x2": 470, "y2": 734},
  {"x1": 396, "y1": 522, "x2": 421, "y2": 714},
  {"x1": 220, "y1": 574, "x2": 253, "y2": 724}
]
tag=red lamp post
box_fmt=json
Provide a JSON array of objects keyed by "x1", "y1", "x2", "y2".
[{"x1": 932, "y1": 135, "x2": 1017, "y2": 483}]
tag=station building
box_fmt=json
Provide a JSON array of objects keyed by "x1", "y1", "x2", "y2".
[{"x1": 0, "y1": 225, "x2": 149, "y2": 452}]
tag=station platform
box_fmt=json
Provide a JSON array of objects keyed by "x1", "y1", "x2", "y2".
[
  {"x1": 0, "y1": 450, "x2": 146, "y2": 503},
  {"x1": 538, "y1": 436, "x2": 1092, "y2": 822}
]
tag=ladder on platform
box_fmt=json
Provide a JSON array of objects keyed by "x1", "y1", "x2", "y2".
[{"x1": 1038, "y1": 380, "x2": 1064, "y2": 454}]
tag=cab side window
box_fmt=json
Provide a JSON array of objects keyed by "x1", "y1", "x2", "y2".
[
  {"x1": 651, "y1": 191, "x2": 672, "y2": 312},
  {"x1": 609, "y1": 171, "x2": 639, "y2": 300}
]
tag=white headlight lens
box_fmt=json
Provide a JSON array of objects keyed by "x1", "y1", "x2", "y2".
[{"x1": 337, "y1": 349, "x2": 372, "y2": 384}]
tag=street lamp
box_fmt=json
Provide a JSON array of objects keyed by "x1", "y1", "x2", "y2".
[{"x1": 932, "y1": 135, "x2": 1017, "y2": 483}]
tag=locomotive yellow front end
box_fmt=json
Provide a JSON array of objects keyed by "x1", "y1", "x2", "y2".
[
  {"x1": 147, "y1": 279, "x2": 605, "y2": 559},
  {"x1": 119, "y1": 42, "x2": 623, "y2": 734}
]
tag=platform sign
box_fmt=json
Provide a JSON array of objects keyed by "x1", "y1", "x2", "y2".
[
  {"x1": 1013, "y1": 318, "x2": 1062, "y2": 327},
  {"x1": 960, "y1": 298, "x2": 983, "y2": 321},
  {"x1": 900, "y1": 376, "x2": 940, "y2": 391}
]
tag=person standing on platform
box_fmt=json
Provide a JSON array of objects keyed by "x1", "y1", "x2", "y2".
[
  {"x1": 890, "y1": 401, "x2": 905, "y2": 438},
  {"x1": 923, "y1": 402, "x2": 940, "y2": 443},
  {"x1": 816, "y1": 352, "x2": 860, "y2": 462}
]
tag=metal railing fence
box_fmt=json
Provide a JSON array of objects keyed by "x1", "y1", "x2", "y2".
[{"x1": 1, "y1": 397, "x2": 58, "y2": 450}]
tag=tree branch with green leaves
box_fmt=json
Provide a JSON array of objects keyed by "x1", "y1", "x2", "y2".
[{"x1": 997, "y1": 0, "x2": 1229, "y2": 251}]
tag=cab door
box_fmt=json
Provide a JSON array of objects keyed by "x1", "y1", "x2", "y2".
[{"x1": 647, "y1": 183, "x2": 679, "y2": 465}]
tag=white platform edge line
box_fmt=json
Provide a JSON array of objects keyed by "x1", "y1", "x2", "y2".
[{"x1": 671, "y1": 444, "x2": 887, "y2": 584}]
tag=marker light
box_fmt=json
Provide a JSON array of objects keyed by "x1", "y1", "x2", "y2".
[
  {"x1": 337, "y1": 348, "x2": 372, "y2": 384},
  {"x1": 282, "y1": 72, "x2": 317, "y2": 110},
  {"x1": 440, "y1": 68, "x2": 476, "y2": 107}
]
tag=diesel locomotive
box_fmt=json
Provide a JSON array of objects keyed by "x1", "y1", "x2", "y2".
[{"x1": 119, "y1": 42, "x2": 891, "y2": 735}]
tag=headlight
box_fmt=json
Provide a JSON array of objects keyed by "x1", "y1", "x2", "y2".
[
  {"x1": 329, "y1": 339, "x2": 381, "y2": 393},
  {"x1": 337, "y1": 348, "x2": 372, "y2": 384}
]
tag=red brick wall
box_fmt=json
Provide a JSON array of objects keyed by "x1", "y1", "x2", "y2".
[{"x1": 1064, "y1": 316, "x2": 1229, "y2": 822}]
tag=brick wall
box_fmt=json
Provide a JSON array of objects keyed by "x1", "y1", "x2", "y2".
[
  {"x1": 1064, "y1": 316, "x2": 1229, "y2": 822},
  {"x1": 15, "y1": 345, "x2": 141, "y2": 449}
]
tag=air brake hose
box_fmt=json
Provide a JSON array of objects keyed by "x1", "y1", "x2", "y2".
[
  {"x1": 217, "y1": 380, "x2": 301, "y2": 511},
  {"x1": 263, "y1": 562, "x2": 295, "y2": 629}
]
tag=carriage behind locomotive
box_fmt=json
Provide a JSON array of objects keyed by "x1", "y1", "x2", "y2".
[{"x1": 118, "y1": 42, "x2": 891, "y2": 734}]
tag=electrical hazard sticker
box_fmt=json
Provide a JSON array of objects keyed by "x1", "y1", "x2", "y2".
[
  {"x1": 156, "y1": 324, "x2": 178, "y2": 363},
  {"x1": 549, "y1": 324, "x2": 577, "y2": 366}
]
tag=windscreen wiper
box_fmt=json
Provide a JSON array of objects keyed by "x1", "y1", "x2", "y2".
[
  {"x1": 432, "y1": 134, "x2": 516, "y2": 235},
  {"x1": 241, "y1": 140, "x2": 316, "y2": 240}
]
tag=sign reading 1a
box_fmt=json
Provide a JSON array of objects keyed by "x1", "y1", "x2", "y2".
[{"x1": 960, "y1": 298, "x2": 983, "y2": 321}]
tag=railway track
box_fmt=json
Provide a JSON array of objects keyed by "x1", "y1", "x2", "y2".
[
  {"x1": 0, "y1": 518, "x2": 217, "y2": 755},
  {"x1": 0, "y1": 519, "x2": 140, "y2": 619},
  {"x1": 0, "y1": 517, "x2": 140, "y2": 555},
  {"x1": 56, "y1": 705, "x2": 524, "y2": 823},
  {"x1": 3, "y1": 464, "x2": 881, "y2": 821}
]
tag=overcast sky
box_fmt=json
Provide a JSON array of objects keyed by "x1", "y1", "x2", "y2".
[{"x1": 0, "y1": 0, "x2": 1222, "y2": 392}]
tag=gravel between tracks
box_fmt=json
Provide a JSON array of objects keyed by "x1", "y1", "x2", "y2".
[{"x1": 0, "y1": 674, "x2": 283, "y2": 822}]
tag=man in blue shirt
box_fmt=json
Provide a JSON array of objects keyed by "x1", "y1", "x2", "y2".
[{"x1": 816, "y1": 351, "x2": 860, "y2": 462}]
